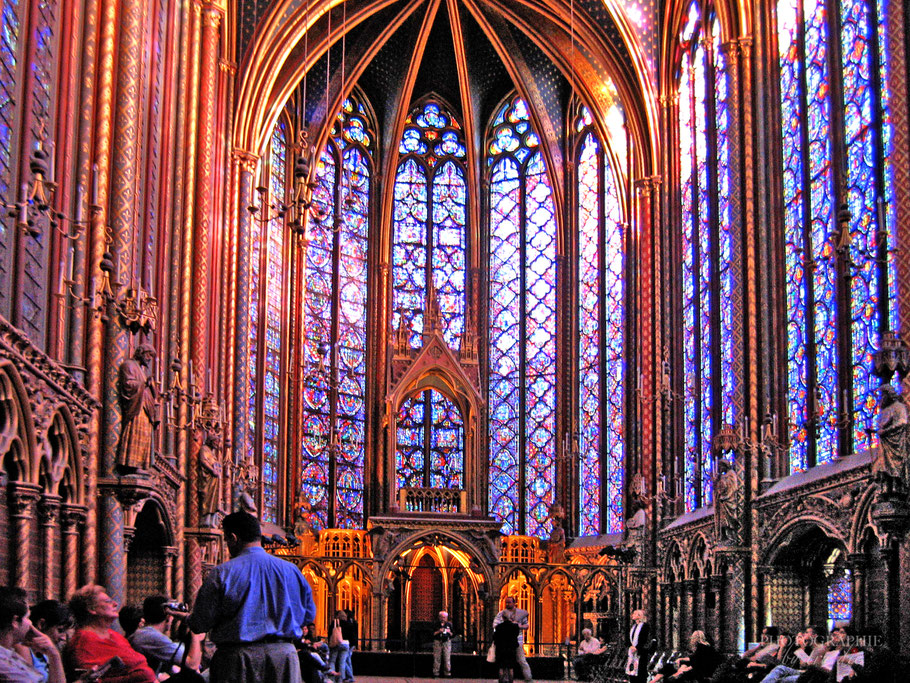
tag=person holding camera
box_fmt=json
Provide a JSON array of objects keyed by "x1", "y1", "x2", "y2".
[
  {"x1": 432, "y1": 610, "x2": 454, "y2": 678},
  {"x1": 129, "y1": 596, "x2": 204, "y2": 675}
]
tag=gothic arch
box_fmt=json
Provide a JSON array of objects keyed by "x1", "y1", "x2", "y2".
[
  {"x1": 233, "y1": 0, "x2": 659, "y2": 188},
  {"x1": 0, "y1": 361, "x2": 37, "y2": 484},
  {"x1": 376, "y1": 528, "x2": 497, "y2": 596},
  {"x1": 760, "y1": 519, "x2": 848, "y2": 568},
  {"x1": 39, "y1": 407, "x2": 84, "y2": 503},
  {"x1": 385, "y1": 331, "x2": 482, "y2": 511}
]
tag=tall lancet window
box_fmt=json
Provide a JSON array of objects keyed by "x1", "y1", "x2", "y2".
[
  {"x1": 391, "y1": 101, "x2": 468, "y2": 491},
  {"x1": 300, "y1": 98, "x2": 372, "y2": 529},
  {"x1": 248, "y1": 119, "x2": 288, "y2": 523},
  {"x1": 678, "y1": 2, "x2": 735, "y2": 512},
  {"x1": 396, "y1": 389, "x2": 465, "y2": 491},
  {"x1": 575, "y1": 106, "x2": 626, "y2": 535},
  {"x1": 391, "y1": 101, "x2": 467, "y2": 347},
  {"x1": 0, "y1": 0, "x2": 21, "y2": 312},
  {"x1": 777, "y1": 0, "x2": 897, "y2": 472},
  {"x1": 487, "y1": 95, "x2": 558, "y2": 537}
]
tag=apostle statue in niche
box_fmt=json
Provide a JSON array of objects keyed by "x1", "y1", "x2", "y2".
[
  {"x1": 874, "y1": 383, "x2": 910, "y2": 490},
  {"x1": 547, "y1": 503, "x2": 567, "y2": 564},
  {"x1": 115, "y1": 343, "x2": 158, "y2": 473},
  {"x1": 198, "y1": 429, "x2": 224, "y2": 527},
  {"x1": 714, "y1": 459, "x2": 742, "y2": 545}
]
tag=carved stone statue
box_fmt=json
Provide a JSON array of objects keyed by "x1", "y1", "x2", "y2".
[
  {"x1": 874, "y1": 383, "x2": 910, "y2": 487},
  {"x1": 115, "y1": 343, "x2": 157, "y2": 473},
  {"x1": 198, "y1": 430, "x2": 224, "y2": 527},
  {"x1": 547, "y1": 503, "x2": 566, "y2": 563},
  {"x1": 714, "y1": 459, "x2": 741, "y2": 544},
  {"x1": 294, "y1": 499, "x2": 317, "y2": 540}
]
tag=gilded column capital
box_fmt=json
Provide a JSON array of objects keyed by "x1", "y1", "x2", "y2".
[
  {"x1": 38, "y1": 494, "x2": 63, "y2": 526},
  {"x1": 201, "y1": 4, "x2": 224, "y2": 28},
  {"x1": 8, "y1": 483, "x2": 41, "y2": 517},
  {"x1": 719, "y1": 41, "x2": 740, "y2": 59},
  {"x1": 60, "y1": 504, "x2": 88, "y2": 530},
  {"x1": 232, "y1": 148, "x2": 259, "y2": 171}
]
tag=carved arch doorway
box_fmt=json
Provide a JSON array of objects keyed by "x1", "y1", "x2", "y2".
[{"x1": 385, "y1": 543, "x2": 485, "y2": 653}]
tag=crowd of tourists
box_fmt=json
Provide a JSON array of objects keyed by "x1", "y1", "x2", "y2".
[{"x1": 0, "y1": 511, "x2": 355, "y2": 683}]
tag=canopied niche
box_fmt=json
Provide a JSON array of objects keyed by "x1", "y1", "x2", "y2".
[{"x1": 384, "y1": 307, "x2": 482, "y2": 516}]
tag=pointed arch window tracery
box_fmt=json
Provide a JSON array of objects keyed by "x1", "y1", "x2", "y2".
[
  {"x1": 777, "y1": 0, "x2": 897, "y2": 471},
  {"x1": 575, "y1": 106, "x2": 626, "y2": 536},
  {"x1": 391, "y1": 101, "x2": 468, "y2": 491},
  {"x1": 487, "y1": 95, "x2": 558, "y2": 538},
  {"x1": 299, "y1": 97, "x2": 372, "y2": 530},
  {"x1": 677, "y1": 1, "x2": 735, "y2": 512}
]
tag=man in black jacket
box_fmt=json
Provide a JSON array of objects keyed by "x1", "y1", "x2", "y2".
[{"x1": 626, "y1": 610, "x2": 652, "y2": 683}]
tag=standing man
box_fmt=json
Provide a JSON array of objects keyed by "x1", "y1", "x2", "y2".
[
  {"x1": 432, "y1": 610, "x2": 453, "y2": 677},
  {"x1": 493, "y1": 597, "x2": 532, "y2": 683},
  {"x1": 626, "y1": 609, "x2": 652, "y2": 683},
  {"x1": 188, "y1": 511, "x2": 316, "y2": 682}
]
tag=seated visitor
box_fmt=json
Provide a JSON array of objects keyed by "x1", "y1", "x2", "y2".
[
  {"x1": 760, "y1": 626, "x2": 830, "y2": 683},
  {"x1": 13, "y1": 600, "x2": 73, "y2": 683},
  {"x1": 128, "y1": 595, "x2": 203, "y2": 675},
  {"x1": 0, "y1": 586, "x2": 66, "y2": 683},
  {"x1": 742, "y1": 627, "x2": 780, "y2": 663},
  {"x1": 652, "y1": 631, "x2": 721, "y2": 683},
  {"x1": 298, "y1": 623, "x2": 336, "y2": 683},
  {"x1": 66, "y1": 585, "x2": 157, "y2": 683},
  {"x1": 572, "y1": 628, "x2": 607, "y2": 681},
  {"x1": 118, "y1": 607, "x2": 145, "y2": 640}
]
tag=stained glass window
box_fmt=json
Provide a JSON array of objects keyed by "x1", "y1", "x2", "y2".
[
  {"x1": 19, "y1": 0, "x2": 58, "y2": 343},
  {"x1": 392, "y1": 101, "x2": 467, "y2": 349},
  {"x1": 395, "y1": 389, "x2": 465, "y2": 490},
  {"x1": 678, "y1": 3, "x2": 735, "y2": 512},
  {"x1": 488, "y1": 96, "x2": 558, "y2": 537},
  {"x1": 576, "y1": 109, "x2": 626, "y2": 536},
  {"x1": 391, "y1": 101, "x2": 467, "y2": 490},
  {"x1": 827, "y1": 569, "x2": 853, "y2": 623},
  {"x1": 260, "y1": 120, "x2": 288, "y2": 524},
  {"x1": 0, "y1": 0, "x2": 20, "y2": 312},
  {"x1": 300, "y1": 98, "x2": 372, "y2": 529},
  {"x1": 778, "y1": 0, "x2": 897, "y2": 471}
]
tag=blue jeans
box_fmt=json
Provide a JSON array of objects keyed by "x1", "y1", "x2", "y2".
[
  {"x1": 761, "y1": 664, "x2": 802, "y2": 683},
  {"x1": 328, "y1": 641, "x2": 351, "y2": 680}
]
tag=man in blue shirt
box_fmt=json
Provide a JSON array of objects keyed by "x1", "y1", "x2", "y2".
[{"x1": 188, "y1": 511, "x2": 316, "y2": 682}]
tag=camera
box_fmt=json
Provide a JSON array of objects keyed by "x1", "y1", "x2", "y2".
[{"x1": 165, "y1": 601, "x2": 189, "y2": 612}]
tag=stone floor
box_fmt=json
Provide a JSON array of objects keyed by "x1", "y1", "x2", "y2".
[{"x1": 352, "y1": 677, "x2": 575, "y2": 683}]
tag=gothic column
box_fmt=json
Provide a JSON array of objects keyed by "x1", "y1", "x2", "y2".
[
  {"x1": 717, "y1": 550, "x2": 748, "y2": 652},
  {"x1": 185, "y1": 4, "x2": 224, "y2": 599},
  {"x1": 708, "y1": 574, "x2": 724, "y2": 647},
  {"x1": 60, "y1": 504, "x2": 87, "y2": 598},
  {"x1": 681, "y1": 579, "x2": 695, "y2": 638},
  {"x1": 38, "y1": 494, "x2": 61, "y2": 598},
  {"x1": 99, "y1": 0, "x2": 145, "y2": 609},
  {"x1": 697, "y1": 576, "x2": 709, "y2": 635},
  {"x1": 847, "y1": 553, "x2": 868, "y2": 629},
  {"x1": 8, "y1": 483, "x2": 40, "y2": 592},
  {"x1": 231, "y1": 150, "x2": 256, "y2": 469},
  {"x1": 884, "y1": 0, "x2": 910, "y2": 326},
  {"x1": 163, "y1": 546, "x2": 178, "y2": 597},
  {"x1": 98, "y1": 492, "x2": 125, "y2": 604}
]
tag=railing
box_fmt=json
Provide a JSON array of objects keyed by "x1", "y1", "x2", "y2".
[{"x1": 398, "y1": 486, "x2": 466, "y2": 513}]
